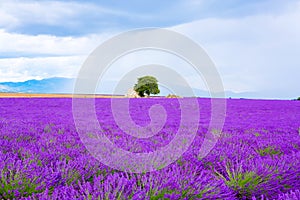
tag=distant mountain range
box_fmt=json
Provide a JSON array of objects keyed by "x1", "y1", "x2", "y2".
[
  {"x1": 0, "y1": 77, "x2": 278, "y2": 99},
  {"x1": 0, "y1": 77, "x2": 75, "y2": 94}
]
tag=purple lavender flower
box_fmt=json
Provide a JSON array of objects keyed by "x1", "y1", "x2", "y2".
[{"x1": 0, "y1": 98, "x2": 299, "y2": 199}]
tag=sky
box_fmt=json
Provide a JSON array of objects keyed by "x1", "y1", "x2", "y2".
[{"x1": 0, "y1": 0, "x2": 299, "y2": 99}]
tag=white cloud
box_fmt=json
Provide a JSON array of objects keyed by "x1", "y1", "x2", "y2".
[
  {"x1": 0, "y1": 1, "x2": 78, "y2": 28},
  {"x1": 0, "y1": 29, "x2": 110, "y2": 55},
  {"x1": 0, "y1": 29, "x2": 112, "y2": 82},
  {"x1": 0, "y1": 0, "x2": 299, "y2": 99},
  {"x1": 171, "y1": 1, "x2": 300, "y2": 96},
  {"x1": 0, "y1": 56, "x2": 85, "y2": 82},
  {"x1": 0, "y1": 0, "x2": 148, "y2": 30},
  {"x1": 0, "y1": 10, "x2": 18, "y2": 29}
]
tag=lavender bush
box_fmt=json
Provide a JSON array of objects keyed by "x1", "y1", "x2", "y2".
[{"x1": 0, "y1": 98, "x2": 299, "y2": 199}]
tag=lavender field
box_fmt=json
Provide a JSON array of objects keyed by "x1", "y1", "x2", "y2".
[{"x1": 0, "y1": 98, "x2": 300, "y2": 199}]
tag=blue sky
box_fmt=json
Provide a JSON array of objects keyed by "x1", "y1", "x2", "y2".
[{"x1": 0, "y1": 0, "x2": 299, "y2": 98}]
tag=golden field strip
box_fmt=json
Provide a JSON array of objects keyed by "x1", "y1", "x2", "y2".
[{"x1": 0, "y1": 93, "x2": 125, "y2": 98}]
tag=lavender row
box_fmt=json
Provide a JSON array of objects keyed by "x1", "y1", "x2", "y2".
[{"x1": 0, "y1": 98, "x2": 300, "y2": 199}]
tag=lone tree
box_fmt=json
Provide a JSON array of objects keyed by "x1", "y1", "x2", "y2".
[{"x1": 134, "y1": 76, "x2": 160, "y2": 97}]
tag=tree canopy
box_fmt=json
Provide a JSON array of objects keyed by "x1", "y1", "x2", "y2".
[{"x1": 134, "y1": 76, "x2": 160, "y2": 97}]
